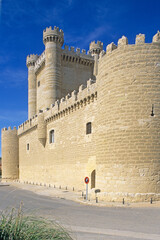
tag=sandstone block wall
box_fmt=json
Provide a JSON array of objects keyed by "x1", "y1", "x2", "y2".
[
  {"x1": 2, "y1": 29, "x2": 160, "y2": 202},
  {"x1": 1, "y1": 127, "x2": 19, "y2": 180},
  {"x1": 29, "y1": 27, "x2": 95, "y2": 115},
  {"x1": 36, "y1": 51, "x2": 94, "y2": 112},
  {"x1": 27, "y1": 54, "x2": 39, "y2": 119},
  {"x1": 96, "y1": 39, "x2": 160, "y2": 201},
  {"x1": 18, "y1": 87, "x2": 97, "y2": 190}
]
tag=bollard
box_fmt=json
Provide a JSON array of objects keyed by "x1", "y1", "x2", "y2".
[
  {"x1": 66, "y1": 186, "x2": 67, "y2": 190},
  {"x1": 54, "y1": 185, "x2": 55, "y2": 188},
  {"x1": 123, "y1": 198, "x2": 125, "y2": 205},
  {"x1": 96, "y1": 197, "x2": 98, "y2": 203},
  {"x1": 150, "y1": 198, "x2": 152, "y2": 204},
  {"x1": 82, "y1": 191, "x2": 84, "y2": 197},
  {"x1": 59, "y1": 185, "x2": 61, "y2": 189},
  {"x1": 73, "y1": 187, "x2": 74, "y2": 191}
]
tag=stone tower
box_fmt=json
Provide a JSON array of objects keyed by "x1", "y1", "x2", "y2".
[
  {"x1": 89, "y1": 41, "x2": 103, "y2": 77},
  {"x1": 1, "y1": 127, "x2": 19, "y2": 180},
  {"x1": 43, "y1": 26, "x2": 64, "y2": 109},
  {"x1": 26, "y1": 54, "x2": 39, "y2": 119},
  {"x1": 96, "y1": 32, "x2": 160, "y2": 201}
]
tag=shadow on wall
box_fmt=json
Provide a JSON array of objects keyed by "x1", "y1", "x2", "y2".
[{"x1": 91, "y1": 169, "x2": 96, "y2": 189}]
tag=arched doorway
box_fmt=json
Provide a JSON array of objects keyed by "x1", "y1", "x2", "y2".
[{"x1": 91, "y1": 169, "x2": 96, "y2": 189}]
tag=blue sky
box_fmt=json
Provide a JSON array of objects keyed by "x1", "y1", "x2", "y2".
[{"x1": 0, "y1": 0, "x2": 160, "y2": 156}]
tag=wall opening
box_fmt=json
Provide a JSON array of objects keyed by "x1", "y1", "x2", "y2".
[
  {"x1": 86, "y1": 122, "x2": 92, "y2": 135},
  {"x1": 91, "y1": 169, "x2": 96, "y2": 189},
  {"x1": 49, "y1": 130, "x2": 54, "y2": 143},
  {"x1": 27, "y1": 143, "x2": 29, "y2": 151}
]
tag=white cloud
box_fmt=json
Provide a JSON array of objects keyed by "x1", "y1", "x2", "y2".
[{"x1": 85, "y1": 26, "x2": 106, "y2": 43}]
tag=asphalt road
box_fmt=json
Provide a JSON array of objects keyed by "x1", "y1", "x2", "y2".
[{"x1": 0, "y1": 185, "x2": 160, "y2": 240}]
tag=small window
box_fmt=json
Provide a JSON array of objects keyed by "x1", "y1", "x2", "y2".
[
  {"x1": 86, "y1": 122, "x2": 92, "y2": 135},
  {"x1": 38, "y1": 81, "x2": 40, "y2": 87},
  {"x1": 27, "y1": 143, "x2": 29, "y2": 150},
  {"x1": 49, "y1": 130, "x2": 54, "y2": 143}
]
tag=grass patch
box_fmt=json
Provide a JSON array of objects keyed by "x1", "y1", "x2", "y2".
[{"x1": 0, "y1": 206, "x2": 73, "y2": 240}]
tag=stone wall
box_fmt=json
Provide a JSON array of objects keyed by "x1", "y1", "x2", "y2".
[
  {"x1": 36, "y1": 65, "x2": 46, "y2": 112},
  {"x1": 18, "y1": 83, "x2": 97, "y2": 190},
  {"x1": 96, "y1": 37, "x2": 160, "y2": 201},
  {"x1": 35, "y1": 47, "x2": 94, "y2": 113},
  {"x1": 1, "y1": 127, "x2": 19, "y2": 180},
  {"x1": 2, "y1": 30, "x2": 160, "y2": 202}
]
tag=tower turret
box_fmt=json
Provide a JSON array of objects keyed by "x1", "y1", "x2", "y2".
[
  {"x1": 26, "y1": 54, "x2": 39, "y2": 119},
  {"x1": 1, "y1": 127, "x2": 19, "y2": 180},
  {"x1": 43, "y1": 26, "x2": 64, "y2": 108},
  {"x1": 89, "y1": 41, "x2": 103, "y2": 76}
]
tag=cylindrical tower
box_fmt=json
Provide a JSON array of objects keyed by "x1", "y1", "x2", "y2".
[
  {"x1": 38, "y1": 112, "x2": 46, "y2": 147},
  {"x1": 1, "y1": 127, "x2": 19, "y2": 180},
  {"x1": 43, "y1": 26, "x2": 64, "y2": 108},
  {"x1": 26, "y1": 54, "x2": 39, "y2": 119},
  {"x1": 96, "y1": 32, "x2": 160, "y2": 202},
  {"x1": 89, "y1": 41, "x2": 103, "y2": 77}
]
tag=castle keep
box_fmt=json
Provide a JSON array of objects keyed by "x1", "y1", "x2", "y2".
[{"x1": 1, "y1": 27, "x2": 160, "y2": 202}]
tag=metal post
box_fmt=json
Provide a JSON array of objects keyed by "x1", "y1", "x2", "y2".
[{"x1": 86, "y1": 183, "x2": 88, "y2": 201}]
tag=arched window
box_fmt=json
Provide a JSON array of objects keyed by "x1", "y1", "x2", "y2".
[
  {"x1": 86, "y1": 122, "x2": 92, "y2": 135},
  {"x1": 49, "y1": 130, "x2": 54, "y2": 143}
]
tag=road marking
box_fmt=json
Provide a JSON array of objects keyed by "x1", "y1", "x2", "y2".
[{"x1": 65, "y1": 225, "x2": 160, "y2": 240}]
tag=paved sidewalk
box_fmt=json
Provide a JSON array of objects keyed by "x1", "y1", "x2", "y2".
[{"x1": 2, "y1": 181, "x2": 160, "y2": 208}]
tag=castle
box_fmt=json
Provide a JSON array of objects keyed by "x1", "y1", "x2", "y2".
[{"x1": 1, "y1": 27, "x2": 160, "y2": 202}]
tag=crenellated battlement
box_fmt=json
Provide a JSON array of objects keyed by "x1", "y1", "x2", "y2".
[
  {"x1": 63, "y1": 45, "x2": 93, "y2": 58},
  {"x1": 26, "y1": 54, "x2": 39, "y2": 67},
  {"x1": 2, "y1": 126, "x2": 17, "y2": 132},
  {"x1": 153, "y1": 30, "x2": 160, "y2": 42},
  {"x1": 16, "y1": 79, "x2": 97, "y2": 136},
  {"x1": 34, "y1": 45, "x2": 94, "y2": 72},
  {"x1": 62, "y1": 46, "x2": 94, "y2": 66},
  {"x1": 89, "y1": 40, "x2": 103, "y2": 50},
  {"x1": 100, "y1": 31, "x2": 160, "y2": 58},
  {"x1": 17, "y1": 116, "x2": 38, "y2": 136},
  {"x1": 43, "y1": 79, "x2": 97, "y2": 121},
  {"x1": 34, "y1": 51, "x2": 45, "y2": 73},
  {"x1": 43, "y1": 26, "x2": 64, "y2": 46},
  {"x1": 89, "y1": 40, "x2": 103, "y2": 55}
]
